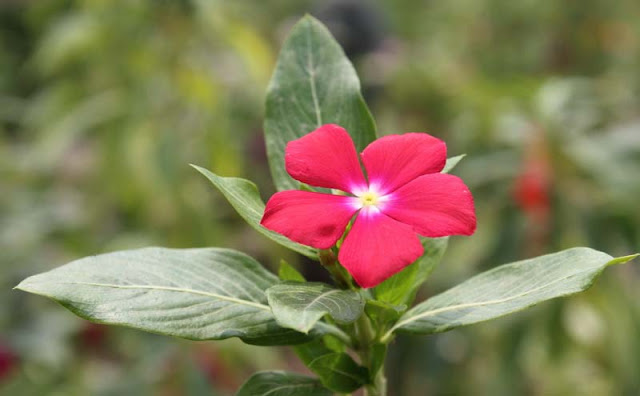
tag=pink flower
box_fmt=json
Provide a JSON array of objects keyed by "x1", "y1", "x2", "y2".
[{"x1": 261, "y1": 124, "x2": 476, "y2": 288}]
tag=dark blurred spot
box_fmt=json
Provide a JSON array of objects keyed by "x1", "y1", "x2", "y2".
[
  {"x1": 299, "y1": 255, "x2": 334, "y2": 284},
  {"x1": 313, "y1": 0, "x2": 386, "y2": 59},
  {"x1": 0, "y1": 340, "x2": 18, "y2": 382},
  {"x1": 78, "y1": 322, "x2": 108, "y2": 350},
  {"x1": 194, "y1": 347, "x2": 239, "y2": 391}
]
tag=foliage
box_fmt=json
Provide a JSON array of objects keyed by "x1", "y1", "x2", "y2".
[{"x1": 3, "y1": 1, "x2": 640, "y2": 395}]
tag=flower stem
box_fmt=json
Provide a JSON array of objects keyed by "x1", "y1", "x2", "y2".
[
  {"x1": 318, "y1": 249, "x2": 354, "y2": 289},
  {"x1": 319, "y1": 249, "x2": 386, "y2": 394}
]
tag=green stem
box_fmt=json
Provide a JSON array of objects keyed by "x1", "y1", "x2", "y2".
[
  {"x1": 319, "y1": 249, "x2": 386, "y2": 394},
  {"x1": 366, "y1": 369, "x2": 387, "y2": 396},
  {"x1": 318, "y1": 249, "x2": 354, "y2": 289},
  {"x1": 354, "y1": 314, "x2": 387, "y2": 396}
]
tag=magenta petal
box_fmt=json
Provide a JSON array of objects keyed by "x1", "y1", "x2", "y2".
[
  {"x1": 361, "y1": 133, "x2": 447, "y2": 194},
  {"x1": 261, "y1": 190, "x2": 358, "y2": 249},
  {"x1": 285, "y1": 124, "x2": 367, "y2": 193},
  {"x1": 338, "y1": 209, "x2": 424, "y2": 288},
  {"x1": 383, "y1": 173, "x2": 476, "y2": 237}
]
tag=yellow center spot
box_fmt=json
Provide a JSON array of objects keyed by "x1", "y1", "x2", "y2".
[{"x1": 359, "y1": 192, "x2": 379, "y2": 207}]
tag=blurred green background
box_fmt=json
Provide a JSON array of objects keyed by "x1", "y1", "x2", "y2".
[{"x1": 2, "y1": 0, "x2": 639, "y2": 395}]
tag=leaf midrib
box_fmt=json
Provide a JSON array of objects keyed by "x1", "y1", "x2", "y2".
[
  {"x1": 22, "y1": 281, "x2": 271, "y2": 311},
  {"x1": 305, "y1": 24, "x2": 323, "y2": 127}
]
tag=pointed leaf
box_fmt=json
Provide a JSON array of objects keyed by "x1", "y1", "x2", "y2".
[
  {"x1": 16, "y1": 248, "x2": 313, "y2": 345},
  {"x1": 278, "y1": 260, "x2": 306, "y2": 282},
  {"x1": 264, "y1": 15, "x2": 377, "y2": 191},
  {"x1": 266, "y1": 282, "x2": 364, "y2": 333},
  {"x1": 374, "y1": 237, "x2": 448, "y2": 307},
  {"x1": 442, "y1": 154, "x2": 466, "y2": 173},
  {"x1": 236, "y1": 371, "x2": 331, "y2": 396},
  {"x1": 388, "y1": 248, "x2": 638, "y2": 337},
  {"x1": 192, "y1": 165, "x2": 317, "y2": 259}
]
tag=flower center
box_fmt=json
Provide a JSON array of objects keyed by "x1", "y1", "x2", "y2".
[{"x1": 359, "y1": 191, "x2": 379, "y2": 207}]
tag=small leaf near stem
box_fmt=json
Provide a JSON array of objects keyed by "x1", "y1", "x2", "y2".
[
  {"x1": 279, "y1": 260, "x2": 306, "y2": 282},
  {"x1": 295, "y1": 338, "x2": 367, "y2": 393},
  {"x1": 266, "y1": 282, "x2": 364, "y2": 334},
  {"x1": 236, "y1": 371, "x2": 332, "y2": 396}
]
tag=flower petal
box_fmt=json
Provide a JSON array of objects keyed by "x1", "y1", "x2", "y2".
[
  {"x1": 261, "y1": 190, "x2": 359, "y2": 249},
  {"x1": 361, "y1": 133, "x2": 447, "y2": 194},
  {"x1": 338, "y1": 208, "x2": 424, "y2": 288},
  {"x1": 382, "y1": 173, "x2": 476, "y2": 237},
  {"x1": 286, "y1": 124, "x2": 367, "y2": 193}
]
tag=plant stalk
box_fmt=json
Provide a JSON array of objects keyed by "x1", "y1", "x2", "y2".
[
  {"x1": 354, "y1": 314, "x2": 387, "y2": 396},
  {"x1": 366, "y1": 368, "x2": 387, "y2": 396}
]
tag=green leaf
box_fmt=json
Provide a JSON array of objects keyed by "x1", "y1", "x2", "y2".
[
  {"x1": 266, "y1": 282, "x2": 364, "y2": 333},
  {"x1": 374, "y1": 237, "x2": 448, "y2": 307},
  {"x1": 192, "y1": 165, "x2": 317, "y2": 259},
  {"x1": 278, "y1": 260, "x2": 306, "y2": 282},
  {"x1": 319, "y1": 332, "x2": 346, "y2": 353},
  {"x1": 295, "y1": 338, "x2": 339, "y2": 365},
  {"x1": 16, "y1": 247, "x2": 313, "y2": 345},
  {"x1": 236, "y1": 371, "x2": 331, "y2": 396},
  {"x1": 294, "y1": 338, "x2": 368, "y2": 392},
  {"x1": 307, "y1": 352, "x2": 370, "y2": 393},
  {"x1": 442, "y1": 154, "x2": 466, "y2": 173},
  {"x1": 365, "y1": 300, "x2": 405, "y2": 336},
  {"x1": 387, "y1": 248, "x2": 639, "y2": 338},
  {"x1": 264, "y1": 15, "x2": 377, "y2": 191}
]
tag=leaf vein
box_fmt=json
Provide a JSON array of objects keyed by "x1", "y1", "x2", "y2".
[{"x1": 45, "y1": 281, "x2": 270, "y2": 311}]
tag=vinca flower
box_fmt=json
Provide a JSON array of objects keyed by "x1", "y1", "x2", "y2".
[{"x1": 261, "y1": 124, "x2": 476, "y2": 288}]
